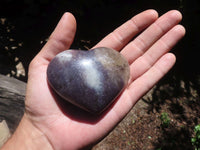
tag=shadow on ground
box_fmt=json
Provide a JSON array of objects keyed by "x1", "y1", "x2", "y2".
[{"x1": 142, "y1": 73, "x2": 200, "y2": 150}]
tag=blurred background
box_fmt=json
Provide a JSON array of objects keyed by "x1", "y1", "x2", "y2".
[
  {"x1": 0, "y1": 0, "x2": 199, "y2": 83},
  {"x1": 0, "y1": 0, "x2": 199, "y2": 149}
]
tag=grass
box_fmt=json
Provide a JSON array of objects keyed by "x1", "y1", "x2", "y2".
[
  {"x1": 191, "y1": 124, "x2": 200, "y2": 150},
  {"x1": 160, "y1": 112, "x2": 171, "y2": 128}
]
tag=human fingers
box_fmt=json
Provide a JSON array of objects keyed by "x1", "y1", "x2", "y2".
[
  {"x1": 93, "y1": 9, "x2": 158, "y2": 50},
  {"x1": 111, "y1": 53, "x2": 176, "y2": 119},
  {"x1": 129, "y1": 24, "x2": 185, "y2": 82},
  {"x1": 128, "y1": 53, "x2": 176, "y2": 106},
  {"x1": 121, "y1": 10, "x2": 183, "y2": 64}
]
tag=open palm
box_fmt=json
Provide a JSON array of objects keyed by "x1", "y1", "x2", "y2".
[{"x1": 25, "y1": 10, "x2": 185, "y2": 150}]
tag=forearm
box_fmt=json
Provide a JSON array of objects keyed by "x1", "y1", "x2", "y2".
[{"x1": 1, "y1": 114, "x2": 53, "y2": 150}]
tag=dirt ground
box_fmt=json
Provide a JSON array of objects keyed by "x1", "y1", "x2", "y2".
[{"x1": 93, "y1": 78, "x2": 200, "y2": 150}]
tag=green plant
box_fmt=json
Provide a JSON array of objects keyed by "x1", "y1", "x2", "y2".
[
  {"x1": 160, "y1": 112, "x2": 171, "y2": 128},
  {"x1": 191, "y1": 124, "x2": 200, "y2": 150}
]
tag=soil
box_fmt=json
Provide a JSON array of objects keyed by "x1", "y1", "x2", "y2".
[{"x1": 93, "y1": 78, "x2": 200, "y2": 150}]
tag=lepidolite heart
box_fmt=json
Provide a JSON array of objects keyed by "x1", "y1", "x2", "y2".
[{"x1": 47, "y1": 47, "x2": 130, "y2": 114}]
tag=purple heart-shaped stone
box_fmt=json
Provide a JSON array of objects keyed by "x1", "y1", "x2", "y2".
[{"x1": 47, "y1": 47, "x2": 130, "y2": 114}]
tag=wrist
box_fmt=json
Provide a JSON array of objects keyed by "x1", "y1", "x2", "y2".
[{"x1": 1, "y1": 114, "x2": 53, "y2": 150}]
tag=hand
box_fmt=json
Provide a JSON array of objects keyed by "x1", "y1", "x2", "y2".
[{"x1": 2, "y1": 10, "x2": 185, "y2": 150}]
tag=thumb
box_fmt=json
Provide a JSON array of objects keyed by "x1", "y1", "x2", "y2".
[{"x1": 37, "y1": 12, "x2": 77, "y2": 62}]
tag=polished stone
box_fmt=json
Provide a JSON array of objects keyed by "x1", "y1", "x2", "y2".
[{"x1": 47, "y1": 47, "x2": 130, "y2": 114}]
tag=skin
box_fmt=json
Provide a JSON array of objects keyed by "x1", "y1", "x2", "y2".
[{"x1": 1, "y1": 9, "x2": 185, "y2": 150}]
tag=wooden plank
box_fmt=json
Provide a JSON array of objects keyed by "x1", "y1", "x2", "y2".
[
  {"x1": 0, "y1": 120, "x2": 11, "y2": 147},
  {"x1": 0, "y1": 74, "x2": 26, "y2": 133}
]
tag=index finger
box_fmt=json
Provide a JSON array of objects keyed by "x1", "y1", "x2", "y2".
[{"x1": 93, "y1": 9, "x2": 158, "y2": 51}]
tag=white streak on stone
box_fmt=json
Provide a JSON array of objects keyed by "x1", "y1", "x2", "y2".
[
  {"x1": 57, "y1": 51, "x2": 73, "y2": 63},
  {"x1": 81, "y1": 59, "x2": 102, "y2": 92}
]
